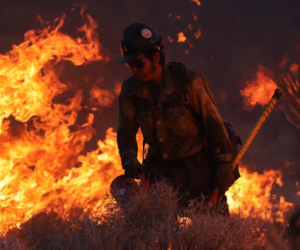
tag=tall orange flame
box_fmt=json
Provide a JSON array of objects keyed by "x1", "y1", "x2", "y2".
[{"x1": 0, "y1": 12, "x2": 110, "y2": 232}]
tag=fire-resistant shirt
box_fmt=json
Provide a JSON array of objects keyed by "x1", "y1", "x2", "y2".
[{"x1": 117, "y1": 65, "x2": 232, "y2": 164}]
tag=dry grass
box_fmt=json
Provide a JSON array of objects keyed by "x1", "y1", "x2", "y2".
[{"x1": 0, "y1": 181, "x2": 293, "y2": 250}]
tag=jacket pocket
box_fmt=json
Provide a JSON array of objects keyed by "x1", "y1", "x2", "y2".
[{"x1": 165, "y1": 102, "x2": 199, "y2": 138}]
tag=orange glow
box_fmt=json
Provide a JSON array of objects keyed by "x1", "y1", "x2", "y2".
[
  {"x1": 240, "y1": 66, "x2": 277, "y2": 109},
  {"x1": 167, "y1": 35, "x2": 174, "y2": 43},
  {"x1": 227, "y1": 166, "x2": 293, "y2": 222},
  {"x1": 178, "y1": 32, "x2": 187, "y2": 43},
  {"x1": 191, "y1": 0, "x2": 201, "y2": 6},
  {"x1": 192, "y1": 12, "x2": 198, "y2": 21},
  {"x1": 279, "y1": 55, "x2": 288, "y2": 69},
  {"x1": 194, "y1": 28, "x2": 201, "y2": 39},
  {"x1": 114, "y1": 82, "x2": 122, "y2": 96},
  {"x1": 187, "y1": 40, "x2": 195, "y2": 49},
  {"x1": 284, "y1": 160, "x2": 295, "y2": 168}
]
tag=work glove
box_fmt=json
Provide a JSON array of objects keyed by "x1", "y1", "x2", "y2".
[
  {"x1": 217, "y1": 162, "x2": 236, "y2": 196},
  {"x1": 123, "y1": 154, "x2": 143, "y2": 179}
]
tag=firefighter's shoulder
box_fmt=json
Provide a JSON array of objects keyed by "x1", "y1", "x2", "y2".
[
  {"x1": 186, "y1": 69, "x2": 208, "y2": 90},
  {"x1": 120, "y1": 75, "x2": 141, "y2": 97}
]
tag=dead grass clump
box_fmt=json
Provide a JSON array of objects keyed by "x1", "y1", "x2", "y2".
[
  {"x1": 176, "y1": 200, "x2": 267, "y2": 249},
  {"x1": 0, "y1": 233, "x2": 28, "y2": 250},
  {"x1": 96, "y1": 180, "x2": 180, "y2": 250},
  {"x1": 0, "y1": 180, "x2": 292, "y2": 250}
]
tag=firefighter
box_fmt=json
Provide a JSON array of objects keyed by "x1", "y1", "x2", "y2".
[{"x1": 117, "y1": 23, "x2": 236, "y2": 213}]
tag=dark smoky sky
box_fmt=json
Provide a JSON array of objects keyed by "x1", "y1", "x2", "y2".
[{"x1": 1, "y1": 0, "x2": 300, "y2": 201}]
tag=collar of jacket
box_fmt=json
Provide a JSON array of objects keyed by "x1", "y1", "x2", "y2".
[{"x1": 135, "y1": 65, "x2": 176, "y2": 103}]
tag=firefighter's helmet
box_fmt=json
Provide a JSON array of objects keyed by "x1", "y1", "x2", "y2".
[{"x1": 118, "y1": 23, "x2": 164, "y2": 64}]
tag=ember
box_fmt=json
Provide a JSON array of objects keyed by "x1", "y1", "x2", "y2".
[{"x1": 178, "y1": 32, "x2": 187, "y2": 43}]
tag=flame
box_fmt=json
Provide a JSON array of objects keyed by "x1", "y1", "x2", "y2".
[
  {"x1": 178, "y1": 32, "x2": 187, "y2": 43},
  {"x1": 89, "y1": 77, "x2": 117, "y2": 107},
  {"x1": 240, "y1": 66, "x2": 277, "y2": 109},
  {"x1": 90, "y1": 87, "x2": 115, "y2": 107},
  {"x1": 0, "y1": 14, "x2": 102, "y2": 131},
  {"x1": 0, "y1": 12, "x2": 116, "y2": 232},
  {"x1": 227, "y1": 166, "x2": 293, "y2": 222}
]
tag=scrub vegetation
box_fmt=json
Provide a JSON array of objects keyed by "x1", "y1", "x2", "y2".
[{"x1": 0, "y1": 181, "x2": 292, "y2": 250}]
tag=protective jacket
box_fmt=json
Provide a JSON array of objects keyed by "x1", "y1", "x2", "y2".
[{"x1": 117, "y1": 64, "x2": 232, "y2": 165}]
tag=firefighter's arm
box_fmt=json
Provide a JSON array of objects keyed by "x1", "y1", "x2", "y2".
[
  {"x1": 117, "y1": 94, "x2": 139, "y2": 167},
  {"x1": 186, "y1": 71, "x2": 231, "y2": 159},
  {"x1": 186, "y1": 70, "x2": 235, "y2": 195}
]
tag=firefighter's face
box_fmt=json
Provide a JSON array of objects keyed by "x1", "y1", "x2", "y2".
[{"x1": 126, "y1": 52, "x2": 161, "y2": 82}]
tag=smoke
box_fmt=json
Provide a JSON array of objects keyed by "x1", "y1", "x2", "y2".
[{"x1": 1, "y1": 0, "x2": 300, "y2": 202}]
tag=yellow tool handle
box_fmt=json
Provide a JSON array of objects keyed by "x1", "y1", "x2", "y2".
[{"x1": 231, "y1": 88, "x2": 282, "y2": 171}]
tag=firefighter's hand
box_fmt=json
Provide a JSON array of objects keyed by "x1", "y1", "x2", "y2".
[
  {"x1": 123, "y1": 156, "x2": 142, "y2": 179},
  {"x1": 217, "y1": 162, "x2": 235, "y2": 196}
]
